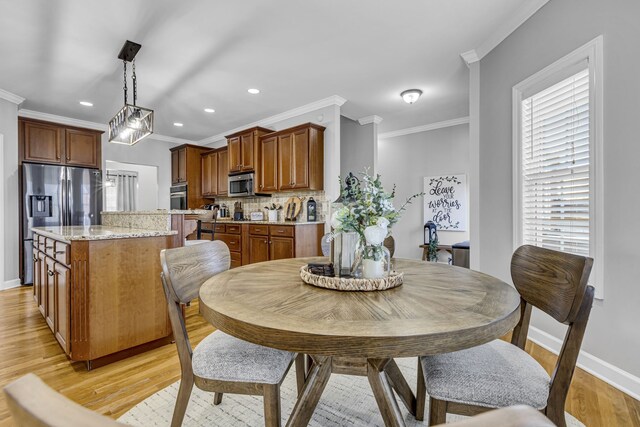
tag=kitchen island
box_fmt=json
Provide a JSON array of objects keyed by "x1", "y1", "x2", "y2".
[{"x1": 30, "y1": 225, "x2": 177, "y2": 369}]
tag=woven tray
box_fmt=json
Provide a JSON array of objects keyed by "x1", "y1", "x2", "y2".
[{"x1": 300, "y1": 266, "x2": 403, "y2": 292}]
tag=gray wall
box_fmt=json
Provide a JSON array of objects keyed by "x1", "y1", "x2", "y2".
[
  {"x1": 102, "y1": 136, "x2": 172, "y2": 210},
  {"x1": 478, "y1": 0, "x2": 640, "y2": 376},
  {"x1": 0, "y1": 99, "x2": 19, "y2": 285},
  {"x1": 378, "y1": 124, "x2": 470, "y2": 260},
  {"x1": 340, "y1": 116, "x2": 375, "y2": 178}
]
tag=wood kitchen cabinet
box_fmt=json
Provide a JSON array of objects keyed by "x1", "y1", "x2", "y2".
[
  {"x1": 246, "y1": 223, "x2": 323, "y2": 265},
  {"x1": 259, "y1": 135, "x2": 278, "y2": 192},
  {"x1": 226, "y1": 126, "x2": 272, "y2": 174},
  {"x1": 170, "y1": 144, "x2": 210, "y2": 208},
  {"x1": 19, "y1": 118, "x2": 102, "y2": 168},
  {"x1": 259, "y1": 123, "x2": 324, "y2": 192},
  {"x1": 31, "y1": 229, "x2": 173, "y2": 368},
  {"x1": 201, "y1": 147, "x2": 229, "y2": 197}
]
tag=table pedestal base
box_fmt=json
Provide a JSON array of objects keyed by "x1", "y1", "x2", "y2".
[{"x1": 286, "y1": 356, "x2": 416, "y2": 427}]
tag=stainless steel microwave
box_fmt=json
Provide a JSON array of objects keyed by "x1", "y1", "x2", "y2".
[{"x1": 228, "y1": 173, "x2": 255, "y2": 197}]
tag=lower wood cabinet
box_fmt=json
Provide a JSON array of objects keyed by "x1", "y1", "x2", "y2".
[
  {"x1": 31, "y1": 231, "x2": 173, "y2": 369},
  {"x1": 247, "y1": 223, "x2": 323, "y2": 264},
  {"x1": 249, "y1": 235, "x2": 270, "y2": 264},
  {"x1": 270, "y1": 236, "x2": 294, "y2": 260}
]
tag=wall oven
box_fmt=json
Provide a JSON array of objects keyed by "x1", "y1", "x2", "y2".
[{"x1": 170, "y1": 184, "x2": 187, "y2": 210}]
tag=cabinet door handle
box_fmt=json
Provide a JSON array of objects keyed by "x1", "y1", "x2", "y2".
[
  {"x1": 264, "y1": 240, "x2": 268, "y2": 244},
  {"x1": 33, "y1": 256, "x2": 38, "y2": 262},
  {"x1": 46, "y1": 245, "x2": 54, "y2": 249},
  {"x1": 66, "y1": 156, "x2": 70, "y2": 161},
  {"x1": 55, "y1": 250, "x2": 65, "y2": 255},
  {"x1": 47, "y1": 270, "x2": 54, "y2": 276},
  {"x1": 277, "y1": 230, "x2": 284, "y2": 233},
  {"x1": 259, "y1": 184, "x2": 263, "y2": 189}
]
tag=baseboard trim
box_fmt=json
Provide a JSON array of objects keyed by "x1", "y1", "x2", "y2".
[
  {"x1": 1, "y1": 279, "x2": 22, "y2": 291},
  {"x1": 528, "y1": 326, "x2": 640, "y2": 401}
]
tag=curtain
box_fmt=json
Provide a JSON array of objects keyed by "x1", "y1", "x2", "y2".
[{"x1": 111, "y1": 171, "x2": 138, "y2": 211}]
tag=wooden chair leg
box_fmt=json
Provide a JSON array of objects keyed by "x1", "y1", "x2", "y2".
[
  {"x1": 428, "y1": 397, "x2": 447, "y2": 427},
  {"x1": 263, "y1": 383, "x2": 281, "y2": 427},
  {"x1": 305, "y1": 354, "x2": 313, "y2": 375},
  {"x1": 416, "y1": 359, "x2": 426, "y2": 421},
  {"x1": 171, "y1": 375, "x2": 194, "y2": 427},
  {"x1": 545, "y1": 405, "x2": 567, "y2": 427},
  {"x1": 294, "y1": 353, "x2": 306, "y2": 396},
  {"x1": 213, "y1": 392, "x2": 223, "y2": 405}
]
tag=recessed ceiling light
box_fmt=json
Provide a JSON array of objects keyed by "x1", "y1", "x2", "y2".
[
  {"x1": 173, "y1": 122, "x2": 184, "y2": 127},
  {"x1": 204, "y1": 108, "x2": 215, "y2": 113},
  {"x1": 247, "y1": 88, "x2": 260, "y2": 94},
  {"x1": 79, "y1": 101, "x2": 93, "y2": 107}
]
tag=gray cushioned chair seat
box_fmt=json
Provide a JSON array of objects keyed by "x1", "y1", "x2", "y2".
[
  {"x1": 192, "y1": 330, "x2": 295, "y2": 385},
  {"x1": 420, "y1": 339, "x2": 550, "y2": 409}
]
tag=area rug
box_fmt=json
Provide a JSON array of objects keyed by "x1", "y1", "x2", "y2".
[{"x1": 119, "y1": 358, "x2": 584, "y2": 426}]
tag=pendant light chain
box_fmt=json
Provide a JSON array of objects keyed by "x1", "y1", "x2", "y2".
[
  {"x1": 132, "y1": 58, "x2": 137, "y2": 107},
  {"x1": 123, "y1": 60, "x2": 128, "y2": 105}
]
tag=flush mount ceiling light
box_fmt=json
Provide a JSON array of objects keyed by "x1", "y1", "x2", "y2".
[
  {"x1": 173, "y1": 122, "x2": 184, "y2": 127},
  {"x1": 247, "y1": 88, "x2": 260, "y2": 94},
  {"x1": 79, "y1": 101, "x2": 93, "y2": 107},
  {"x1": 401, "y1": 89, "x2": 423, "y2": 104},
  {"x1": 108, "y1": 40, "x2": 154, "y2": 146},
  {"x1": 204, "y1": 108, "x2": 215, "y2": 113}
]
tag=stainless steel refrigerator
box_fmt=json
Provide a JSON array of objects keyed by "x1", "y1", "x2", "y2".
[{"x1": 22, "y1": 164, "x2": 102, "y2": 284}]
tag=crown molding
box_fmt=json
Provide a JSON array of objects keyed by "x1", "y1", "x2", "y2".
[
  {"x1": 18, "y1": 109, "x2": 108, "y2": 131},
  {"x1": 146, "y1": 133, "x2": 195, "y2": 145},
  {"x1": 198, "y1": 95, "x2": 348, "y2": 145},
  {"x1": 378, "y1": 117, "x2": 470, "y2": 140},
  {"x1": 18, "y1": 109, "x2": 192, "y2": 144},
  {"x1": 461, "y1": 0, "x2": 550, "y2": 63},
  {"x1": 358, "y1": 115, "x2": 383, "y2": 125},
  {"x1": 0, "y1": 88, "x2": 25, "y2": 105},
  {"x1": 460, "y1": 49, "x2": 480, "y2": 66}
]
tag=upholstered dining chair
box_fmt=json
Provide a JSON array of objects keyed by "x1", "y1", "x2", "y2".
[
  {"x1": 160, "y1": 241, "x2": 305, "y2": 427},
  {"x1": 416, "y1": 244, "x2": 594, "y2": 427},
  {"x1": 3, "y1": 373, "x2": 552, "y2": 427}
]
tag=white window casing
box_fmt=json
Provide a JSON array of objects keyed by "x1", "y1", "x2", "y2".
[{"x1": 512, "y1": 36, "x2": 604, "y2": 299}]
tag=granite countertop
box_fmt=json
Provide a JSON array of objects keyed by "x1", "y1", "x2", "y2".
[
  {"x1": 101, "y1": 209, "x2": 210, "y2": 215},
  {"x1": 31, "y1": 225, "x2": 177, "y2": 242}
]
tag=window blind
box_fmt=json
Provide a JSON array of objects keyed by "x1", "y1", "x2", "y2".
[{"x1": 521, "y1": 67, "x2": 590, "y2": 257}]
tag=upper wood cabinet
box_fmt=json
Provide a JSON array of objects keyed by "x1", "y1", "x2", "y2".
[
  {"x1": 19, "y1": 119, "x2": 102, "y2": 168},
  {"x1": 201, "y1": 147, "x2": 229, "y2": 197},
  {"x1": 170, "y1": 144, "x2": 210, "y2": 208},
  {"x1": 259, "y1": 135, "x2": 278, "y2": 192},
  {"x1": 226, "y1": 127, "x2": 272, "y2": 174},
  {"x1": 217, "y1": 148, "x2": 229, "y2": 196},
  {"x1": 259, "y1": 123, "x2": 324, "y2": 192}
]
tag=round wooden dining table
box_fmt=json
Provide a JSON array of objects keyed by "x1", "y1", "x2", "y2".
[{"x1": 199, "y1": 257, "x2": 521, "y2": 427}]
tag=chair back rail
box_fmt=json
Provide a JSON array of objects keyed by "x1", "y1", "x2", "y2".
[
  {"x1": 4, "y1": 373, "x2": 127, "y2": 427},
  {"x1": 510, "y1": 244, "x2": 593, "y2": 324},
  {"x1": 160, "y1": 240, "x2": 230, "y2": 304}
]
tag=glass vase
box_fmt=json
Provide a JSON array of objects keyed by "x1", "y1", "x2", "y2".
[
  {"x1": 331, "y1": 231, "x2": 360, "y2": 277},
  {"x1": 357, "y1": 244, "x2": 391, "y2": 279}
]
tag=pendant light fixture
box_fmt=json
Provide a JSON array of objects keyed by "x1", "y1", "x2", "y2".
[{"x1": 108, "y1": 40, "x2": 154, "y2": 145}]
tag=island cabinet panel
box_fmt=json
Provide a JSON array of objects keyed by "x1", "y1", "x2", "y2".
[
  {"x1": 32, "y1": 232, "x2": 173, "y2": 369},
  {"x1": 37, "y1": 250, "x2": 46, "y2": 317},
  {"x1": 54, "y1": 262, "x2": 70, "y2": 354},
  {"x1": 259, "y1": 135, "x2": 278, "y2": 192},
  {"x1": 19, "y1": 118, "x2": 102, "y2": 168}
]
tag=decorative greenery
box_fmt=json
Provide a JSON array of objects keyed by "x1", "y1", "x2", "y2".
[
  {"x1": 331, "y1": 170, "x2": 423, "y2": 260},
  {"x1": 428, "y1": 234, "x2": 439, "y2": 262}
]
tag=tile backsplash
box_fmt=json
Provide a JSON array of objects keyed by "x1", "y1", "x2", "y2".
[{"x1": 215, "y1": 190, "x2": 328, "y2": 223}]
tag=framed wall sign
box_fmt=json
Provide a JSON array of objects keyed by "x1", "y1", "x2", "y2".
[{"x1": 423, "y1": 174, "x2": 467, "y2": 231}]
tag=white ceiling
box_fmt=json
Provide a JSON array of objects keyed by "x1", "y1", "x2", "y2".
[{"x1": 0, "y1": 0, "x2": 534, "y2": 141}]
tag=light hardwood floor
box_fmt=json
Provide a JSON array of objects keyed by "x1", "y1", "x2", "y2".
[{"x1": 0, "y1": 286, "x2": 638, "y2": 426}]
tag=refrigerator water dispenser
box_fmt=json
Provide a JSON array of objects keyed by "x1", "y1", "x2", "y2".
[{"x1": 29, "y1": 195, "x2": 52, "y2": 218}]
